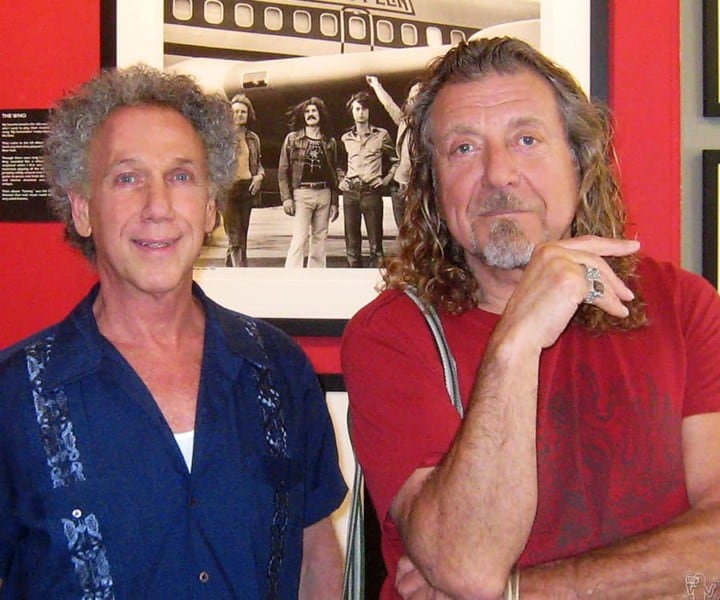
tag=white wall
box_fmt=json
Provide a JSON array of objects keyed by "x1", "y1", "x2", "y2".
[
  {"x1": 681, "y1": 0, "x2": 720, "y2": 274},
  {"x1": 326, "y1": 392, "x2": 354, "y2": 555}
]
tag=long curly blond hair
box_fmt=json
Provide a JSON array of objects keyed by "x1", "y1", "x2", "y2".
[{"x1": 384, "y1": 38, "x2": 646, "y2": 332}]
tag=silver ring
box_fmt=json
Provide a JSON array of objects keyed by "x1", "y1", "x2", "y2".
[{"x1": 582, "y1": 264, "x2": 604, "y2": 304}]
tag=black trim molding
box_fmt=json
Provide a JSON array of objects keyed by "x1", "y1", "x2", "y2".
[
  {"x1": 705, "y1": 0, "x2": 720, "y2": 116},
  {"x1": 265, "y1": 318, "x2": 347, "y2": 338},
  {"x1": 703, "y1": 150, "x2": 720, "y2": 287}
]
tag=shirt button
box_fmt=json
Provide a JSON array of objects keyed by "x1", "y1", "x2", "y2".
[
  {"x1": 199, "y1": 571, "x2": 210, "y2": 583},
  {"x1": 189, "y1": 497, "x2": 198, "y2": 507}
]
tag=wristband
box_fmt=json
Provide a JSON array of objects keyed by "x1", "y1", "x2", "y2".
[{"x1": 504, "y1": 568, "x2": 519, "y2": 600}]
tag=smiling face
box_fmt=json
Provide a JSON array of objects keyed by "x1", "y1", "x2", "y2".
[
  {"x1": 429, "y1": 68, "x2": 580, "y2": 273},
  {"x1": 69, "y1": 104, "x2": 216, "y2": 300}
]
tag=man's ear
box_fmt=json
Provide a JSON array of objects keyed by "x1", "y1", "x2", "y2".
[
  {"x1": 204, "y1": 194, "x2": 217, "y2": 234},
  {"x1": 68, "y1": 192, "x2": 92, "y2": 237}
]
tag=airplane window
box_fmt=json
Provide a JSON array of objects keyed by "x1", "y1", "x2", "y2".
[
  {"x1": 450, "y1": 30, "x2": 466, "y2": 45},
  {"x1": 242, "y1": 72, "x2": 268, "y2": 89},
  {"x1": 320, "y1": 13, "x2": 338, "y2": 37},
  {"x1": 204, "y1": 0, "x2": 223, "y2": 24},
  {"x1": 348, "y1": 16, "x2": 367, "y2": 40},
  {"x1": 172, "y1": 0, "x2": 192, "y2": 21},
  {"x1": 264, "y1": 7, "x2": 283, "y2": 31},
  {"x1": 234, "y1": 3, "x2": 253, "y2": 27},
  {"x1": 294, "y1": 10, "x2": 311, "y2": 34},
  {"x1": 426, "y1": 26, "x2": 443, "y2": 46},
  {"x1": 401, "y1": 23, "x2": 418, "y2": 46},
  {"x1": 376, "y1": 20, "x2": 393, "y2": 43}
]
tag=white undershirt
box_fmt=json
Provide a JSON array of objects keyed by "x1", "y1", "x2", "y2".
[{"x1": 174, "y1": 430, "x2": 195, "y2": 472}]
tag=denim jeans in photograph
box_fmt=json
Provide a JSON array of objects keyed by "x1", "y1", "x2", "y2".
[
  {"x1": 284, "y1": 187, "x2": 332, "y2": 268},
  {"x1": 342, "y1": 187, "x2": 384, "y2": 268}
]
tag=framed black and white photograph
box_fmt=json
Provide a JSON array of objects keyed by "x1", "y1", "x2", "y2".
[
  {"x1": 704, "y1": 0, "x2": 720, "y2": 116},
  {"x1": 99, "y1": 0, "x2": 607, "y2": 323},
  {"x1": 703, "y1": 150, "x2": 720, "y2": 288}
]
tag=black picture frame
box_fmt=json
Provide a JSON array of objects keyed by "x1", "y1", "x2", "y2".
[
  {"x1": 97, "y1": 0, "x2": 610, "y2": 343},
  {"x1": 703, "y1": 150, "x2": 720, "y2": 287},
  {"x1": 704, "y1": 0, "x2": 720, "y2": 116},
  {"x1": 590, "y1": 0, "x2": 609, "y2": 103}
]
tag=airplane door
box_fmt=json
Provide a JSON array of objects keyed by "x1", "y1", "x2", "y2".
[{"x1": 340, "y1": 8, "x2": 374, "y2": 53}]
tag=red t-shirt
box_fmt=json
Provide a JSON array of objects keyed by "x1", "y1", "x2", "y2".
[{"x1": 341, "y1": 258, "x2": 720, "y2": 599}]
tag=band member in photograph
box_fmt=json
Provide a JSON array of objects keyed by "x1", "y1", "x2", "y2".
[
  {"x1": 279, "y1": 97, "x2": 340, "y2": 268},
  {"x1": 366, "y1": 75, "x2": 422, "y2": 230},
  {"x1": 339, "y1": 91, "x2": 398, "y2": 268},
  {"x1": 223, "y1": 93, "x2": 265, "y2": 267}
]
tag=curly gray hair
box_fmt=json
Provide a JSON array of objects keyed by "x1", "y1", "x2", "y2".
[{"x1": 44, "y1": 64, "x2": 237, "y2": 261}]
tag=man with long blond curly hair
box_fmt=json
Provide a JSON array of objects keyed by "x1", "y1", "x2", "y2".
[{"x1": 343, "y1": 38, "x2": 720, "y2": 599}]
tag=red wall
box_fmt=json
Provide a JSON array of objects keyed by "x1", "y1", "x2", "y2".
[
  {"x1": 0, "y1": 1, "x2": 100, "y2": 350},
  {"x1": 0, "y1": 1, "x2": 680, "y2": 365},
  {"x1": 610, "y1": 3, "x2": 680, "y2": 254}
]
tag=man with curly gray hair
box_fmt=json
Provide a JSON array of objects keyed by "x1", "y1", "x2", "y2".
[
  {"x1": 0, "y1": 65, "x2": 346, "y2": 599},
  {"x1": 343, "y1": 38, "x2": 720, "y2": 598}
]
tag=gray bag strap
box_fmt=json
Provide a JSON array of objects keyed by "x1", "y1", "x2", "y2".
[
  {"x1": 341, "y1": 451, "x2": 365, "y2": 600},
  {"x1": 402, "y1": 287, "x2": 463, "y2": 417},
  {"x1": 342, "y1": 287, "x2": 462, "y2": 599}
]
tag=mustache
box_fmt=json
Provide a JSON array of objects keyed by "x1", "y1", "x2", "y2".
[{"x1": 476, "y1": 191, "x2": 530, "y2": 215}]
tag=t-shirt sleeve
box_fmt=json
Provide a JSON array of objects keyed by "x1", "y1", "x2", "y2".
[
  {"x1": 678, "y1": 268, "x2": 720, "y2": 417},
  {"x1": 341, "y1": 292, "x2": 463, "y2": 524}
]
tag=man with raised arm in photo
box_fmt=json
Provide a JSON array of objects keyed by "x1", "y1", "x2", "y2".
[
  {"x1": 279, "y1": 96, "x2": 340, "y2": 268},
  {"x1": 366, "y1": 75, "x2": 421, "y2": 230},
  {"x1": 0, "y1": 65, "x2": 346, "y2": 599},
  {"x1": 342, "y1": 38, "x2": 720, "y2": 599}
]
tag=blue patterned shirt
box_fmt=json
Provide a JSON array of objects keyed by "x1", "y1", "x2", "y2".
[{"x1": 0, "y1": 284, "x2": 347, "y2": 599}]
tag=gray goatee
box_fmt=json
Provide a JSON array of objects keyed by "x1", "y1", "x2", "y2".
[
  {"x1": 478, "y1": 218, "x2": 534, "y2": 269},
  {"x1": 469, "y1": 192, "x2": 538, "y2": 269}
]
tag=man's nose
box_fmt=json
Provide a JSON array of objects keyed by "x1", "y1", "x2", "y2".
[
  {"x1": 141, "y1": 177, "x2": 174, "y2": 220},
  {"x1": 482, "y1": 142, "x2": 520, "y2": 189}
]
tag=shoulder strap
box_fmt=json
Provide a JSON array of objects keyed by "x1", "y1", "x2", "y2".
[
  {"x1": 342, "y1": 288, "x2": 462, "y2": 600},
  {"x1": 403, "y1": 287, "x2": 463, "y2": 417}
]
